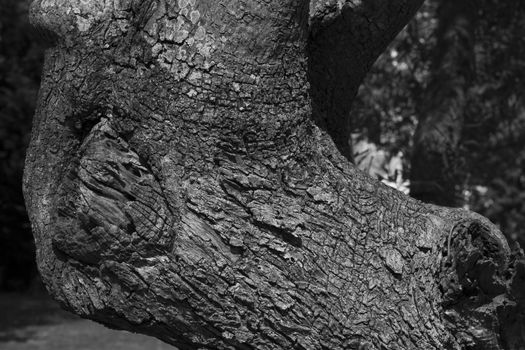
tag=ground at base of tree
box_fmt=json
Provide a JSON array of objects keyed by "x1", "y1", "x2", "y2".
[{"x1": 0, "y1": 292, "x2": 176, "y2": 350}]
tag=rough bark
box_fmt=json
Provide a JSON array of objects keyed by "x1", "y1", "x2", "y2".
[
  {"x1": 24, "y1": 1, "x2": 525, "y2": 349},
  {"x1": 409, "y1": 0, "x2": 476, "y2": 207}
]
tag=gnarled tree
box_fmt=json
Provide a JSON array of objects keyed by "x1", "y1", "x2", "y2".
[{"x1": 24, "y1": 0, "x2": 525, "y2": 349}]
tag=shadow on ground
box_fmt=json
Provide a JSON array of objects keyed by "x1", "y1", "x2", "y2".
[{"x1": 0, "y1": 292, "x2": 177, "y2": 349}]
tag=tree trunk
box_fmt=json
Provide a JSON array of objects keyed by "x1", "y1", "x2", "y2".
[
  {"x1": 409, "y1": 0, "x2": 476, "y2": 207},
  {"x1": 24, "y1": 1, "x2": 525, "y2": 349}
]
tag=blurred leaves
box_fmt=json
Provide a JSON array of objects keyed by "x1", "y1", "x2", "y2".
[{"x1": 353, "y1": 0, "x2": 525, "y2": 247}]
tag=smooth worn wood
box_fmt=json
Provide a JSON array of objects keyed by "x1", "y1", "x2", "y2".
[{"x1": 24, "y1": 1, "x2": 525, "y2": 349}]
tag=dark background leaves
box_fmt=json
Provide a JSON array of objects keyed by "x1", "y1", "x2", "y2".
[{"x1": 0, "y1": 0, "x2": 45, "y2": 290}]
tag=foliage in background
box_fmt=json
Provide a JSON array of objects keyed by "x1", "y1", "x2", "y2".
[
  {"x1": 0, "y1": 0, "x2": 45, "y2": 290},
  {"x1": 352, "y1": 1, "x2": 438, "y2": 153},
  {"x1": 353, "y1": 0, "x2": 525, "y2": 248},
  {"x1": 462, "y1": 0, "x2": 525, "y2": 247},
  {"x1": 350, "y1": 1, "x2": 438, "y2": 199}
]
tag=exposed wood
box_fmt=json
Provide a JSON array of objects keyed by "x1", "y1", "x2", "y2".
[{"x1": 24, "y1": 1, "x2": 525, "y2": 349}]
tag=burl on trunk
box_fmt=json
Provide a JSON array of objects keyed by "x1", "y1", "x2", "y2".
[{"x1": 24, "y1": 0, "x2": 524, "y2": 349}]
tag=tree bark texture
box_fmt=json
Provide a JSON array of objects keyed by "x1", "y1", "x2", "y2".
[
  {"x1": 409, "y1": 0, "x2": 477, "y2": 207},
  {"x1": 24, "y1": 1, "x2": 525, "y2": 349}
]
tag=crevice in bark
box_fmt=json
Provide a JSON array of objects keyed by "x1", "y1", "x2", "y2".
[
  {"x1": 250, "y1": 220, "x2": 303, "y2": 249},
  {"x1": 65, "y1": 108, "x2": 105, "y2": 142}
]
